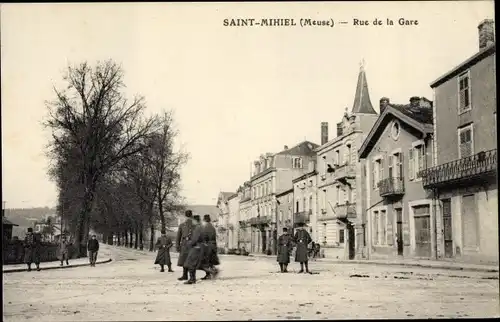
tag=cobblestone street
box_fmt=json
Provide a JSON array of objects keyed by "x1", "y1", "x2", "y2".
[{"x1": 3, "y1": 245, "x2": 499, "y2": 321}]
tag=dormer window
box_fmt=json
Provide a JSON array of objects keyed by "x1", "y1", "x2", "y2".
[{"x1": 293, "y1": 157, "x2": 303, "y2": 169}]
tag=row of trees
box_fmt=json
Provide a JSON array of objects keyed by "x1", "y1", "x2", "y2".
[{"x1": 45, "y1": 60, "x2": 188, "y2": 256}]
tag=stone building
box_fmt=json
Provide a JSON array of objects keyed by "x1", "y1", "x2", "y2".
[
  {"x1": 216, "y1": 192, "x2": 235, "y2": 249},
  {"x1": 276, "y1": 188, "x2": 294, "y2": 234},
  {"x1": 227, "y1": 192, "x2": 240, "y2": 249},
  {"x1": 359, "y1": 96, "x2": 435, "y2": 260},
  {"x1": 237, "y1": 181, "x2": 252, "y2": 251},
  {"x1": 292, "y1": 161, "x2": 317, "y2": 238},
  {"x1": 249, "y1": 141, "x2": 318, "y2": 254},
  {"x1": 420, "y1": 19, "x2": 497, "y2": 264},
  {"x1": 315, "y1": 63, "x2": 378, "y2": 259}
]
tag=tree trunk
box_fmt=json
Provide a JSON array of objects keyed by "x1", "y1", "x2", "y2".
[
  {"x1": 158, "y1": 199, "x2": 166, "y2": 233},
  {"x1": 117, "y1": 233, "x2": 121, "y2": 246},
  {"x1": 74, "y1": 190, "x2": 94, "y2": 258},
  {"x1": 124, "y1": 231, "x2": 129, "y2": 247},
  {"x1": 134, "y1": 223, "x2": 139, "y2": 249},
  {"x1": 128, "y1": 230, "x2": 133, "y2": 248},
  {"x1": 149, "y1": 224, "x2": 155, "y2": 252},
  {"x1": 139, "y1": 224, "x2": 144, "y2": 250}
]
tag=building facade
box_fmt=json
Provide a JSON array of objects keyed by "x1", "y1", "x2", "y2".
[
  {"x1": 249, "y1": 141, "x2": 318, "y2": 254},
  {"x1": 315, "y1": 64, "x2": 378, "y2": 260},
  {"x1": 227, "y1": 193, "x2": 240, "y2": 249},
  {"x1": 276, "y1": 188, "x2": 294, "y2": 234},
  {"x1": 359, "y1": 96, "x2": 436, "y2": 259},
  {"x1": 238, "y1": 181, "x2": 252, "y2": 251},
  {"x1": 292, "y1": 163, "x2": 317, "y2": 238},
  {"x1": 420, "y1": 19, "x2": 498, "y2": 264},
  {"x1": 216, "y1": 192, "x2": 234, "y2": 249}
]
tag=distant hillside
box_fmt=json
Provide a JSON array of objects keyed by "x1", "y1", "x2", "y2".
[{"x1": 4, "y1": 207, "x2": 56, "y2": 238}]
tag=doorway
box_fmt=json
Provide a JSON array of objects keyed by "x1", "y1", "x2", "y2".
[
  {"x1": 347, "y1": 224, "x2": 355, "y2": 260},
  {"x1": 442, "y1": 199, "x2": 453, "y2": 258},
  {"x1": 395, "y1": 208, "x2": 403, "y2": 256},
  {"x1": 414, "y1": 205, "x2": 431, "y2": 258},
  {"x1": 261, "y1": 227, "x2": 267, "y2": 253}
]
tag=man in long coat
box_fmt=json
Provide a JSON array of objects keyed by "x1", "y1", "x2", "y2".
[
  {"x1": 277, "y1": 227, "x2": 293, "y2": 273},
  {"x1": 176, "y1": 210, "x2": 194, "y2": 281},
  {"x1": 294, "y1": 222, "x2": 312, "y2": 273},
  {"x1": 183, "y1": 215, "x2": 205, "y2": 284},
  {"x1": 58, "y1": 234, "x2": 71, "y2": 267},
  {"x1": 155, "y1": 229, "x2": 173, "y2": 272},
  {"x1": 24, "y1": 228, "x2": 41, "y2": 271},
  {"x1": 200, "y1": 214, "x2": 220, "y2": 280}
]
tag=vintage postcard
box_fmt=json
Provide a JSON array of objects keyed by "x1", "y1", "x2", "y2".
[{"x1": 1, "y1": 1, "x2": 498, "y2": 321}]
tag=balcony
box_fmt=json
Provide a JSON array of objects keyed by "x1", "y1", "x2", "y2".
[
  {"x1": 378, "y1": 177, "x2": 405, "y2": 197},
  {"x1": 332, "y1": 163, "x2": 356, "y2": 184},
  {"x1": 334, "y1": 202, "x2": 357, "y2": 219},
  {"x1": 249, "y1": 215, "x2": 271, "y2": 227},
  {"x1": 419, "y1": 149, "x2": 497, "y2": 188},
  {"x1": 293, "y1": 210, "x2": 311, "y2": 225}
]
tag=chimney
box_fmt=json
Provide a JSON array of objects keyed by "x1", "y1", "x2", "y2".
[
  {"x1": 478, "y1": 19, "x2": 495, "y2": 50},
  {"x1": 283, "y1": 145, "x2": 288, "y2": 150},
  {"x1": 379, "y1": 97, "x2": 390, "y2": 114},
  {"x1": 321, "y1": 122, "x2": 328, "y2": 145},
  {"x1": 410, "y1": 96, "x2": 420, "y2": 107},
  {"x1": 336, "y1": 122, "x2": 343, "y2": 137}
]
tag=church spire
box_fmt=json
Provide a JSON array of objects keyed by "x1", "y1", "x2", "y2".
[{"x1": 351, "y1": 60, "x2": 377, "y2": 114}]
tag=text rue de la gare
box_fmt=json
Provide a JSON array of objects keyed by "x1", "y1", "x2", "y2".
[{"x1": 222, "y1": 18, "x2": 419, "y2": 27}]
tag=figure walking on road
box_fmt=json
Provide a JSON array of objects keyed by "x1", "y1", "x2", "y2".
[
  {"x1": 58, "y1": 234, "x2": 71, "y2": 266},
  {"x1": 183, "y1": 215, "x2": 205, "y2": 285},
  {"x1": 87, "y1": 235, "x2": 100, "y2": 267},
  {"x1": 154, "y1": 230, "x2": 173, "y2": 272},
  {"x1": 24, "y1": 228, "x2": 41, "y2": 271},
  {"x1": 277, "y1": 227, "x2": 292, "y2": 273},
  {"x1": 176, "y1": 210, "x2": 194, "y2": 281},
  {"x1": 200, "y1": 214, "x2": 220, "y2": 280},
  {"x1": 294, "y1": 222, "x2": 312, "y2": 274}
]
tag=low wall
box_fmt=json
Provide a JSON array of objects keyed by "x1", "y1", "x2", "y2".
[{"x1": 2, "y1": 240, "x2": 82, "y2": 264}]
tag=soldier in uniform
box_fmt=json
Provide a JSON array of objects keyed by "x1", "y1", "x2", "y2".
[
  {"x1": 176, "y1": 210, "x2": 194, "y2": 281},
  {"x1": 24, "y1": 228, "x2": 41, "y2": 271},
  {"x1": 200, "y1": 214, "x2": 220, "y2": 280},
  {"x1": 294, "y1": 222, "x2": 312, "y2": 273},
  {"x1": 155, "y1": 229, "x2": 174, "y2": 272},
  {"x1": 277, "y1": 227, "x2": 293, "y2": 273},
  {"x1": 183, "y1": 215, "x2": 205, "y2": 284}
]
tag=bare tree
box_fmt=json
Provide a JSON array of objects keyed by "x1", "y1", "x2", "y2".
[
  {"x1": 144, "y1": 112, "x2": 189, "y2": 232},
  {"x1": 45, "y1": 60, "x2": 161, "y2": 256}
]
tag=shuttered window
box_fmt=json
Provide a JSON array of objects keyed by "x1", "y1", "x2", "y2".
[
  {"x1": 459, "y1": 126, "x2": 473, "y2": 158},
  {"x1": 462, "y1": 194, "x2": 478, "y2": 248},
  {"x1": 458, "y1": 72, "x2": 471, "y2": 114},
  {"x1": 380, "y1": 210, "x2": 387, "y2": 245},
  {"x1": 379, "y1": 158, "x2": 384, "y2": 181},
  {"x1": 373, "y1": 211, "x2": 379, "y2": 245},
  {"x1": 409, "y1": 148, "x2": 414, "y2": 180},
  {"x1": 388, "y1": 155, "x2": 394, "y2": 178}
]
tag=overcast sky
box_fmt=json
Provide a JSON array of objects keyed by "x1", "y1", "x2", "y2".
[{"x1": 1, "y1": 1, "x2": 494, "y2": 209}]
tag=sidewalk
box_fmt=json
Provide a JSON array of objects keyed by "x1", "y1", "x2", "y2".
[
  {"x1": 3, "y1": 247, "x2": 113, "y2": 274},
  {"x1": 248, "y1": 253, "x2": 499, "y2": 273}
]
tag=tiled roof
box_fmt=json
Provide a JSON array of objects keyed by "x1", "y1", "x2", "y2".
[
  {"x1": 351, "y1": 63, "x2": 377, "y2": 115},
  {"x1": 389, "y1": 103, "x2": 433, "y2": 125},
  {"x1": 3, "y1": 216, "x2": 19, "y2": 226},
  {"x1": 276, "y1": 141, "x2": 319, "y2": 156}
]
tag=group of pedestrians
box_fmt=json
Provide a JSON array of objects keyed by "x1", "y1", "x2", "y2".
[
  {"x1": 277, "y1": 222, "x2": 314, "y2": 274},
  {"x1": 22, "y1": 227, "x2": 100, "y2": 271},
  {"x1": 154, "y1": 210, "x2": 220, "y2": 285}
]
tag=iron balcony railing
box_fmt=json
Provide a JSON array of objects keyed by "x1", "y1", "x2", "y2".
[
  {"x1": 378, "y1": 177, "x2": 405, "y2": 197},
  {"x1": 249, "y1": 215, "x2": 271, "y2": 226},
  {"x1": 419, "y1": 149, "x2": 497, "y2": 188},
  {"x1": 333, "y1": 163, "x2": 356, "y2": 181},
  {"x1": 334, "y1": 202, "x2": 357, "y2": 219},
  {"x1": 293, "y1": 210, "x2": 312, "y2": 224}
]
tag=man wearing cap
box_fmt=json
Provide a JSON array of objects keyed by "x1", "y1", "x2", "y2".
[
  {"x1": 176, "y1": 210, "x2": 194, "y2": 281},
  {"x1": 277, "y1": 227, "x2": 293, "y2": 273},
  {"x1": 293, "y1": 222, "x2": 312, "y2": 274},
  {"x1": 183, "y1": 214, "x2": 205, "y2": 284},
  {"x1": 58, "y1": 234, "x2": 71, "y2": 267},
  {"x1": 155, "y1": 229, "x2": 174, "y2": 273},
  {"x1": 24, "y1": 228, "x2": 41, "y2": 271},
  {"x1": 200, "y1": 214, "x2": 220, "y2": 280}
]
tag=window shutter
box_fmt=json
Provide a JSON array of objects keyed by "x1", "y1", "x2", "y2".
[
  {"x1": 371, "y1": 161, "x2": 375, "y2": 188},
  {"x1": 380, "y1": 158, "x2": 384, "y2": 180},
  {"x1": 409, "y1": 148, "x2": 414, "y2": 180},
  {"x1": 388, "y1": 155, "x2": 394, "y2": 178},
  {"x1": 399, "y1": 152, "x2": 404, "y2": 178}
]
